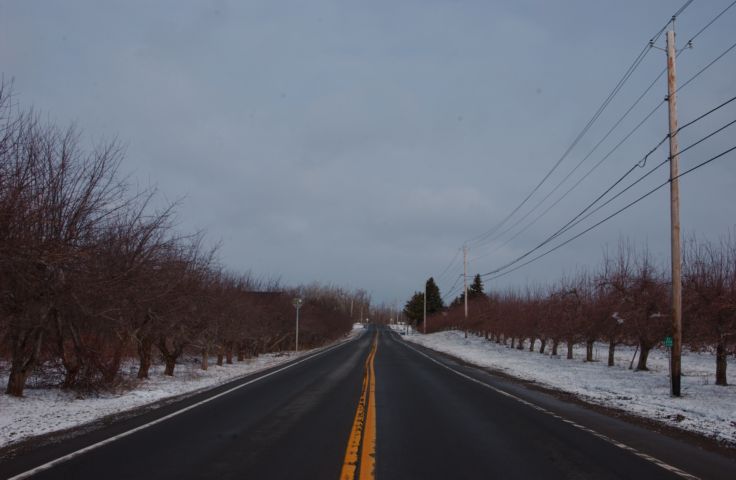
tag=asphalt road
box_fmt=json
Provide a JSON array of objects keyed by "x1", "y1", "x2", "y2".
[{"x1": 1, "y1": 326, "x2": 735, "y2": 479}]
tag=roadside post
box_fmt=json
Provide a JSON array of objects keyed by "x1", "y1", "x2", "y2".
[
  {"x1": 664, "y1": 335, "x2": 674, "y2": 382},
  {"x1": 293, "y1": 297, "x2": 303, "y2": 353}
]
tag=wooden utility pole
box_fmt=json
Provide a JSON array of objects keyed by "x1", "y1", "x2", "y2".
[
  {"x1": 423, "y1": 281, "x2": 427, "y2": 334},
  {"x1": 666, "y1": 29, "x2": 682, "y2": 397},
  {"x1": 463, "y1": 246, "x2": 468, "y2": 338}
]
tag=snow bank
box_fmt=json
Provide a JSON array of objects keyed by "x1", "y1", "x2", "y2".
[
  {"x1": 388, "y1": 323, "x2": 415, "y2": 334},
  {"x1": 406, "y1": 330, "x2": 736, "y2": 445}
]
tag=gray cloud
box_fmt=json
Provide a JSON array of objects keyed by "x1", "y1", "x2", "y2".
[{"x1": 2, "y1": 0, "x2": 734, "y2": 305}]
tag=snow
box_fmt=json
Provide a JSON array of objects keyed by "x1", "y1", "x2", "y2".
[
  {"x1": 0, "y1": 332, "x2": 360, "y2": 449},
  {"x1": 388, "y1": 323, "x2": 415, "y2": 335},
  {"x1": 405, "y1": 330, "x2": 736, "y2": 445}
]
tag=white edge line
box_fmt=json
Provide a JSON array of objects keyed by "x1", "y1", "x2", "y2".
[
  {"x1": 8, "y1": 335, "x2": 359, "y2": 480},
  {"x1": 397, "y1": 336, "x2": 700, "y2": 480}
]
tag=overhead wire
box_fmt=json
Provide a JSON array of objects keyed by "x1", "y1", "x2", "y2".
[
  {"x1": 464, "y1": 0, "x2": 695, "y2": 250},
  {"x1": 524, "y1": 113, "x2": 736, "y2": 260},
  {"x1": 434, "y1": 0, "x2": 711, "y2": 289},
  {"x1": 481, "y1": 115, "x2": 736, "y2": 279},
  {"x1": 491, "y1": 94, "x2": 736, "y2": 260},
  {"x1": 471, "y1": 36, "x2": 736, "y2": 267},
  {"x1": 435, "y1": 247, "x2": 462, "y2": 283},
  {"x1": 441, "y1": 273, "x2": 465, "y2": 302},
  {"x1": 472, "y1": 69, "x2": 669, "y2": 252},
  {"x1": 677, "y1": 39, "x2": 736, "y2": 93},
  {"x1": 678, "y1": 0, "x2": 736, "y2": 54},
  {"x1": 472, "y1": 96, "x2": 668, "y2": 262},
  {"x1": 465, "y1": 44, "x2": 651, "y2": 248},
  {"x1": 471, "y1": 0, "x2": 734, "y2": 255},
  {"x1": 439, "y1": 266, "x2": 464, "y2": 297},
  {"x1": 478, "y1": 94, "x2": 736, "y2": 276},
  {"x1": 484, "y1": 143, "x2": 736, "y2": 282},
  {"x1": 481, "y1": 147, "x2": 669, "y2": 277}
]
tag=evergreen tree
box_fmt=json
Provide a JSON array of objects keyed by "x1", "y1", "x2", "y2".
[
  {"x1": 403, "y1": 292, "x2": 424, "y2": 324},
  {"x1": 468, "y1": 274, "x2": 484, "y2": 299},
  {"x1": 450, "y1": 275, "x2": 483, "y2": 307},
  {"x1": 450, "y1": 294, "x2": 462, "y2": 308},
  {"x1": 404, "y1": 277, "x2": 444, "y2": 326},
  {"x1": 425, "y1": 277, "x2": 444, "y2": 314}
]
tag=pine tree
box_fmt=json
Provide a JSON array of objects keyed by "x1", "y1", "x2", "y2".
[
  {"x1": 468, "y1": 274, "x2": 484, "y2": 299},
  {"x1": 450, "y1": 295, "x2": 462, "y2": 308},
  {"x1": 425, "y1": 277, "x2": 444, "y2": 314},
  {"x1": 403, "y1": 292, "x2": 424, "y2": 324},
  {"x1": 404, "y1": 277, "x2": 444, "y2": 326}
]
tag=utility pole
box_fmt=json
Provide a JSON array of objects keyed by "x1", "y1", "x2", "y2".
[
  {"x1": 463, "y1": 245, "x2": 468, "y2": 338},
  {"x1": 666, "y1": 28, "x2": 682, "y2": 397},
  {"x1": 423, "y1": 281, "x2": 427, "y2": 334},
  {"x1": 293, "y1": 297, "x2": 303, "y2": 353}
]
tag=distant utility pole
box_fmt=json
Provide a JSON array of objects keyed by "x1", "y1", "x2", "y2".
[
  {"x1": 463, "y1": 245, "x2": 468, "y2": 338},
  {"x1": 666, "y1": 28, "x2": 683, "y2": 397},
  {"x1": 423, "y1": 282, "x2": 427, "y2": 334},
  {"x1": 293, "y1": 297, "x2": 303, "y2": 353}
]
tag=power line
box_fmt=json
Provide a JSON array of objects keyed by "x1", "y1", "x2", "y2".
[
  {"x1": 483, "y1": 142, "x2": 736, "y2": 281},
  {"x1": 485, "y1": 144, "x2": 736, "y2": 281},
  {"x1": 465, "y1": 44, "x2": 651, "y2": 248},
  {"x1": 677, "y1": 39, "x2": 736, "y2": 93},
  {"x1": 679, "y1": 118, "x2": 736, "y2": 156},
  {"x1": 440, "y1": 0, "x2": 711, "y2": 290},
  {"x1": 442, "y1": 273, "x2": 464, "y2": 301},
  {"x1": 673, "y1": 0, "x2": 696, "y2": 19},
  {"x1": 471, "y1": 2, "x2": 735, "y2": 255},
  {"x1": 482, "y1": 154, "x2": 668, "y2": 278},
  {"x1": 439, "y1": 266, "x2": 464, "y2": 298},
  {"x1": 678, "y1": 94, "x2": 736, "y2": 132},
  {"x1": 471, "y1": 102, "x2": 668, "y2": 264},
  {"x1": 435, "y1": 247, "x2": 462, "y2": 283},
  {"x1": 478, "y1": 97, "x2": 668, "y2": 257},
  {"x1": 678, "y1": 0, "x2": 736, "y2": 53},
  {"x1": 473, "y1": 91, "x2": 736, "y2": 262},
  {"x1": 480, "y1": 102, "x2": 736, "y2": 278},
  {"x1": 678, "y1": 144, "x2": 736, "y2": 178},
  {"x1": 530, "y1": 95, "x2": 736, "y2": 245},
  {"x1": 465, "y1": 0, "x2": 695, "y2": 249},
  {"x1": 524, "y1": 110, "x2": 736, "y2": 261},
  {"x1": 443, "y1": 286, "x2": 464, "y2": 303}
]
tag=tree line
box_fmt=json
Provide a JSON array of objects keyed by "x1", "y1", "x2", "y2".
[
  {"x1": 0, "y1": 85, "x2": 369, "y2": 396},
  {"x1": 406, "y1": 239, "x2": 736, "y2": 386}
]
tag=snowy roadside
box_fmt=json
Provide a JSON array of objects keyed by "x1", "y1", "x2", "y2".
[
  {"x1": 0, "y1": 325, "x2": 365, "y2": 449},
  {"x1": 402, "y1": 329, "x2": 736, "y2": 446}
]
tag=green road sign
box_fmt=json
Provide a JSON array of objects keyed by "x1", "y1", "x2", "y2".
[{"x1": 664, "y1": 336, "x2": 673, "y2": 348}]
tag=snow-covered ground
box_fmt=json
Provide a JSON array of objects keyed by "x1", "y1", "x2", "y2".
[
  {"x1": 0, "y1": 329, "x2": 363, "y2": 449},
  {"x1": 405, "y1": 330, "x2": 736, "y2": 446}
]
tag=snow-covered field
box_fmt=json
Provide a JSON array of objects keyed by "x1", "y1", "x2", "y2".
[
  {"x1": 405, "y1": 330, "x2": 736, "y2": 446},
  {"x1": 0, "y1": 327, "x2": 364, "y2": 449}
]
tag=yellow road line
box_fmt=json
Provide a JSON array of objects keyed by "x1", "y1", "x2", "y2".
[
  {"x1": 340, "y1": 332, "x2": 378, "y2": 480},
  {"x1": 359, "y1": 334, "x2": 377, "y2": 479}
]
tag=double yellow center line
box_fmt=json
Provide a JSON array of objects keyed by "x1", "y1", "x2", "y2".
[{"x1": 340, "y1": 332, "x2": 378, "y2": 480}]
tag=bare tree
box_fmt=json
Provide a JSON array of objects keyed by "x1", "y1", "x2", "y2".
[
  {"x1": 683, "y1": 234, "x2": 736, "y2": 385},
  {"x1": 1, "y1": 98, "x2": 127, "y2": 395}
]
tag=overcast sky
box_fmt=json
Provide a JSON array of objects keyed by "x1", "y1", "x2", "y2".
[{"x1": 2, "y1": 0, "x2": 735, "y2": 307}]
